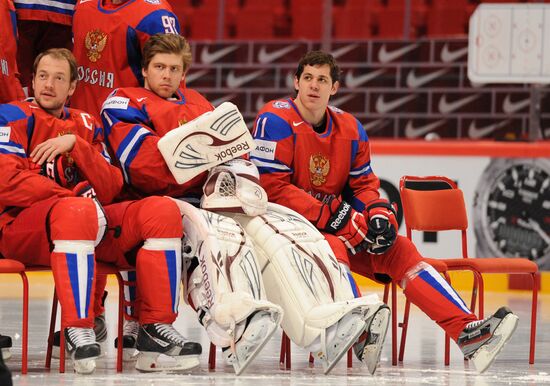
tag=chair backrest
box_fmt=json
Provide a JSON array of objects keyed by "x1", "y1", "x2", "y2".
[{"x1": 400, "y1": 175, "x2": 469, "y2": 258}]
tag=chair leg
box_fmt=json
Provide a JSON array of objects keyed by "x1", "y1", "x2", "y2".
[
  {"x1": 477, "y1": 273, "x2": 485, "y2": 318},
  {"x1": 529, "y1": 272, "x2": 538, "y2": 364},
  {"x1": 391, "y1": 281, "x2": 397, "y2": 366},
  {"x1": 114, "y1": 272, "x2": 124, "y2": 373},
  {"x1": 20, "y1": 272, "x2": 29, "y2": 375},
  {"x1": 469, "y1": 273, "x2": 478, "y2": 314},
  {"x1": 383, "y1": 283, "x2": 390, "y2": 304},
  {"x1": 284, "y1": 334, "x2": 291, "y2": 370},
  {"x1": 45, "y1": 290, "x2": 58, "y2": 369},
  {"x1": 279, "y1": 332, "x2": 286, "y2": 367},
  {"x1": 208, "y1": 343, "x2": 216, "y2": 370},
  {"x1": 59, "y1": 318, "x2": 65, "y2": 373},
  {"x1": 398, "y1": 298, "x2": 411, "y2": 362},
  {"x1": 347, "y1": 348, "x2": 352, "y2": 368},
  {"x1": 443, "y1": 272, "x2": 451, "y2": 366}
]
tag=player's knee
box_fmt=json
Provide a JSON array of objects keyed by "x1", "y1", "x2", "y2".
[
  {"x1": 49, "y1": 197, "x2": 98, "y2": 241},
  {"x1": 135, "y1": 196, "x2": 183, "y2": 239}
]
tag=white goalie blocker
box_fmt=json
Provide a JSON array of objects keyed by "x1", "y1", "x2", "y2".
[
  {"x1": 201, "y1": 160, "x2": 384, "y2": 373},
  {"x1": 176, "y1": 200, "x2": 282, "y2": 375},
  {"x1": 157, "y1": 102, "x2": 255, "y2": 184}
]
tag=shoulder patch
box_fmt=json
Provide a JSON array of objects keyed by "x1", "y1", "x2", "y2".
[
  {"x1": 0, "y1": 126, "x2": 11, "y2": 143},
  {"x1": 102, "y1": 96, "x2": 130, "y2": 110},
  {"x1": 251, "y1": 139, "x2": 277, "y2": 160},
  {"x1": 272, "y1": 100, "x2": 290, "y2": 109},
  {"x1": 328, "y1": 105, "x2": 343, "y2": 114}
]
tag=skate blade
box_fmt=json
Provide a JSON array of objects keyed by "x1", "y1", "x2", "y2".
[
  {"x1": 321, "y1": 315, "x2": 368, "y2": 375},
  {"x1": 135, "y1": 352, "x2": 200, "y2": 373},
  {"x1": 233, "y1": 316, "x2": 280, "y2": 376},
  {"x1": 471, "y1": 313, "x2": 519, "y2": 374},
  {"x1": 122, "y1": 347, "x2": 139, "y2": 362},
  {"x1": 73, "y1": 357, "x2": 98, "y2": 374},
  {"x1": 362, "y1": 306, "x2": 390, "y2": 375},
  {"x1": 1, "y1": 348, "x2": 12, "y2": 361}
]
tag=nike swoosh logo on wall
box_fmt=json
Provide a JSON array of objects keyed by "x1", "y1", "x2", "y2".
[
  {"x1": 502, "y1": 95, "x2": 530, "y2": 114},
  {"x1": 185, "y1": 69, "x2": 209, "y2": 85},
  {"x1": 286, "y1": 71, "x2": 295, "y2": 89},
  {"x1": 331, "y1": 44, "x2": 359, "y2": 59},
  {"x1": 201, "y1": 45, "x2": 239, "y2": 64},
  {"x1": 363, "y1": 119, "x2": 389, "y2": 132},
  {"x1": 331, "y1": 94, "x2": 356, "y2": 107},
  {"x1": 258, "y1": 45, "x2": 297, "y2": 64},
  {"x1": 211, "y1": 94, "x2": 236, "y2": 107},
  {"x1": 345, "y1": 69, "x2": 386, "y2": 89},
  {"x1": 406, "y1": 68, "x2": 448, "y2": 88},
  {"x1": 378, "y1": 43, "x2": 419, "y2": 63},
  {"x1": 438, "y1": 94, "x2": 479, "y2": 114},
  {"x1": 405, "y1": 119, "x2": 446, "y2": 138},
  {"x1": 375, "y1": 94, "x2": 416, "y2": 114},
  {"x1": 226, "y1": 70, "x2": 266, "y2": 88},
  {"x1": 256, "y1": 95, "x2": 266, "y2": 112},
  {"x1": 440, "y1": 44, "x2": 468, "y2": 63},
  {"x1": 468, "y1": 120, "x2": 509, "y2": 139}
]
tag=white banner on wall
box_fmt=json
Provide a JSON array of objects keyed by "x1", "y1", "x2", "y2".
[{"x1": 373, "y1": 155, "x2": 550, "y2": 270}]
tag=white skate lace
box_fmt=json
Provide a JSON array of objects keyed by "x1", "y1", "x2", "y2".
[
  {"x1": 123, "y1": 319, "x2": 139, "y2": 338},
  {"x1": 154, "y1": 323, "x2": 188, "y2": 345},
  {"x1": 464, "y1": 317, "x2": 489, "y2": 331},
  {"x1": 67, "y1": 327, "x2": 96, "y2": 347}
]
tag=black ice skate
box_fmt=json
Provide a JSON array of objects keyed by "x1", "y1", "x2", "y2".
[
  {"x1": 135, "y1": 323, "x2": 202, "y2": 372},
  {"x1": 0, "y1": 334, "x2": 12, "y2": 361},
  {"x1": 52, "y1": 314, "x2": 107, "y2": 359},
  {"x1": 64, "y1": 327, "x2": 101, "y2": 374},
  {"x1": 354, "y1": 304, "x2": 391, "y2": 375},
  {"x1": 458, "y1": 306, "x2": 518, "y2": 373},
  {"x1": 0, "y1": 347, "x2": 13, "y2": 386},
  {"x1": 114, "y1": 319, "x2": 139, "y2": 361}
]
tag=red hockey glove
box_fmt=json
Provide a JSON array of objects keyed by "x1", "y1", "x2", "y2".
[
  {"x1": 317, "y1": 197, "x2": 370, "y2": 254},
  {"x1": 40, "y1": 154, "x2": 80, "y2": 188},
  {"x1": 72, "y1": 181, "x2": 97, "y2": 199},
  {"x1": 364, "y1": 199, "x2": 398, "y2": 254}
]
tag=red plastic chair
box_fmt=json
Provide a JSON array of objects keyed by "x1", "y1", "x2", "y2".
[
  {"x1": 399, "y1": 175, "x2": 539, "y2": 364},
  {"x1": 0, "y1": 259, "x2": 29, "y2": 374}
]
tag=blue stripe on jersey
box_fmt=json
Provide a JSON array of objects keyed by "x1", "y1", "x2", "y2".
[
  {"x1": 135, "y1": 9, "x2": 181, "y2": 35},
  {"x1": 9, "y1": 9, "x2": 17, "y2": 38},
  {"x1": 250, "y1": 157, "x2": 292, "y2": 174},
  {"x1": 14, "y1": 3, "x2": 74, "y2": 16},
  {"x1": 0, "y1": 104, "x2": 28, "y2": 124},
  {"x1": 103, "y1": 104, "x2": 149, "y2": 136},
  {"x1": 126, "y1": 28, "x2": 144, "y2": 86},
  {"x1": 0, "y1": 145, "x2": 26, "y2": 157},
  {"x1": 117, "y1": 125, "x2": 152, "y2": 184},
  {"x1": 350, "y1": 161, "x2": 372, "y2": 177},
  {"x1": 254, "y1": 112, "x2": 293, "y2": 141},
  {"x1": 418, "y1": 268, "x2": 471, "y2": 315},
  {"x1": 349, "y1": 196, "x2": 366, "y2": 213},
  {"x1": 164, "y1": 250, "x2": 178, "y2": 313}
]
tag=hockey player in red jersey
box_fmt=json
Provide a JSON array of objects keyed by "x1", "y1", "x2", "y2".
[
  {"x1": 101, "y1": 33, "x2": 287, "y2": 375},
  {"x1": 0, "y1": 48, "x2": 201, "y2": 373},
  {"x1": 0, "y1": 0, "x2": 25, "y2": 103},
  {"x1": 250, "y1": 50, "x2": 519, "y2": 374},
  {"x1": 71, "y1": 0, "x2": 181, "y2": 120}
]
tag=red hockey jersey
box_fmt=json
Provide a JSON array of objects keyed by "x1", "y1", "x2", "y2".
[
  {"x1": 250, "y1": 98, "x2": 380, "y2": 223},
  {"x1": 0, "y1": 100, "x2": 123, "y2": 229},
  {"x1": 101, "y1": 86, "x2": 213, "y2": 199},
  {"x1": 14, "y1": 0, "x2": 76, "y2": 25},
  {"x1": 0, "y1": 0, "x2": 25, "y2": 103},
  {"x1": 71, "y1": 0, "x2": 180, "y2": 120}
]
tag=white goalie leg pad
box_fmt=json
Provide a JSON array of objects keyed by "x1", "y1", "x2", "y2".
[
  {"x1": 229, "y1": 203, "x2": 383, "y2": 349},
  {"x1": 179, "y1": 201, "x2": 282, "y2": 350},
  {"x1": 157, "y1": 102, "x2": 255, "y2": 184}
]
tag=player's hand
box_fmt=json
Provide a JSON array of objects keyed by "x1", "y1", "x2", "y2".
[
  {"x1": 317, "y1": 197, "x2": 371, "y2": 254},
  {"x1": 30, "y1": 134, "x2": 76, "y2": 165},
  {"x1": 364, "y1": 199, "x2": 398, "y2": 254}
]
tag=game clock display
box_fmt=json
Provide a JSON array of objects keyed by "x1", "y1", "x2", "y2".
[{"x1": 473, "y1": 158, "x2": 550, "y2": 270}]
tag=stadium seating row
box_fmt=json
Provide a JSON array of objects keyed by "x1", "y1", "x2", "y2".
[{"x1": 168, "y1": 0, "x2": 550, "y2": 40}]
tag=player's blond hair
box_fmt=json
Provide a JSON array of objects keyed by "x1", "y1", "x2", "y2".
[
  {"x1": 142, "y1": 34, "x2": 192, "y2": 73},
  {"x1": 33, "y1": 48, "x2": 78, "y2": 83}
]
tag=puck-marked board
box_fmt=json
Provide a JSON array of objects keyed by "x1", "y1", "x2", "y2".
[{"x1": 468, "y1": 4, "x2": 550, "y2": 84}]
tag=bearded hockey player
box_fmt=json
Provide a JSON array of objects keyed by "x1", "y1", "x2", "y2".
[{"x1": 249, "y1": 50, "x2": 519, "y2": 374}]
